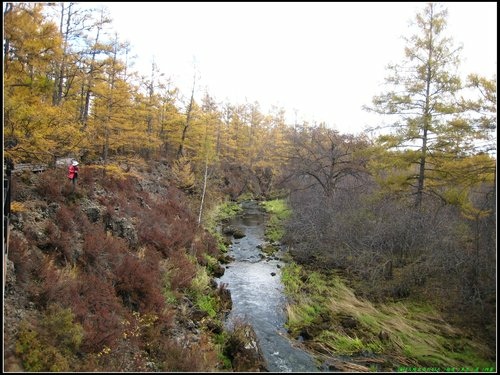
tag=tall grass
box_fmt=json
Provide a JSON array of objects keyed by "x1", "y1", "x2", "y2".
[{"x1": 281, "y1": 262, "x2": 495, "y2": 369}]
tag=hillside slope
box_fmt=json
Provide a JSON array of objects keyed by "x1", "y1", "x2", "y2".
[{"x1": 4, "y1": 158, "x2": 247, "y2": 372}]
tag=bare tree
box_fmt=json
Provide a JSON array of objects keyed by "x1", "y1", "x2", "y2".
[{"x1": 284, "y1": 125, "x2": 369, "y2": 198}]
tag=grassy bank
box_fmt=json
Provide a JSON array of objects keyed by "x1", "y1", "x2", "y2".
[
  {"x1": 281, "y1": 262, "x2": 495, "y2": 371},
  {"x1": 204, "y1": 200, "x2": 243, "y2": 252},
  {"x1": 260, "y1": 198, "x2": 291, "y2": 242}
]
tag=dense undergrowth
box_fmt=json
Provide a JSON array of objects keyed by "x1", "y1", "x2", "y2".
[
  {"x1": 3, "y1": 159, "x2": 260, "y2": 372},
  {"x1": 258, "y1": 197, "x2": 496, "y2": 371}
]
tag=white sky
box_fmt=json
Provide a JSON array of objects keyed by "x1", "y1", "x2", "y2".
[{"x1": 90, "y1": 2, "x2": 496, "y2": 135}]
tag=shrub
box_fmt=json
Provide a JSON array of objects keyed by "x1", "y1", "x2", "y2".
[
  {"x1": 138, "y1": 199, "x2": 197, "y2": 256},
  {"x1": 36, "y1": 258, "x2": 76, "y2": 308},
  {"x1": 115, "y1": 254, "x2": 165, "y2": 314},
  {"x1": 54, "y1": 206, "x2": 75, "y2": 232},
  {"x1": 8, "y1": 231, "x2": 40, "y2": 285},
  {"x1": 39, "y1": 221, "x2": 73, "y2": 266},
  {"x1": 160, "y1": 334, "x2": 218, "y2": 371},
  {"x1": 164, "y1": 250, "x2": 197, "y2": 292},
  {"x1": 72, "y1": 273, "x2": 125, "y2": 353},
  {"x1": 34, "y1": 170, "x2": 65, "y2": 202},
  {"x1": 40, "y1": 304, "x2": 84, "y2": 354},
  {"x1": 101, "y1": 170, "x2": 136, "y2": 192},
  {"x1": 77, "y1": 165, "x2": 99, "y2": 188},
  {"x1": 10, "y1": 200, "x2": 28, "y2": 213},
  {"x1": 191, "y1": 232, "x2": 220, "y2": 263},
  {"x1": 189, "y1": 266, "x2": 211, "y2": 295},
  {"x1": 196, "y1": 295, "x2": 218, "y2": 318},
  {"x1": 16, "y1": 321, "x2": 70, "y2": 372},
  {"x1": 15, "y1": 304, "x2": 83, "y2": 371},
  {"x1": 171, "y1": 156, "x2": 195, "y2": 192},
  {"x1": 43, "y1": 254, "x2": 131, "y2": 315},
  {"x1": 189, "y1": 266, "x2": 219, "y2": 318},
  {"x1": 79, "y1": 225, "x2": 128, "y2": 277}
]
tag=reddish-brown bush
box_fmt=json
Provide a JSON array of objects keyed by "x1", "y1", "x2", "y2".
[
  {"x1": 71, "y1": 273, "x2": 125, "y2": 353},
  {"x1": 79, "y1": 225, "x2": 128, "y2": 277},
  {"x1": 77, "y1": 166, "x2": 99, "y2": 190},
  {"x1": 114, "y1": 254, "x2": 165, "y2": 314},
  {"x1": 138, "y1": 197, "x2": 197, "y2": 256},
  {"x1": 34, "y1": 170, "x2": 65, "y2": 203},
  {"x1": 101, "y1": 174, "x2": 137, "y2": 193},
  {"x1": 71, "y1": 205, "x2": 94, "y2": 233},
  {"x1": 138, "y1": 218, "x2": 182, "y2": 257},
  {"x1": 7, "y1": 231, "x2": 40, "y2": 285},
  {"x1": 38, "y1": 261, "x2": 123, "y2": 352},
  {"x1": 22, "y1": 223, "x2": 40, "y2": 244},
  {"x1": 191, "y1": 231, "x2": 220, "y2": 262},
  {"x1": 139, "y1": 246, "x2": 162, "y2": 272},
  {"x1": 54, "y1": 206, "x2": 75, "y2": 232},
  {"x1": 165, "y1": 249, "x2": 197, "y2": 292},
  {"x1": 36, "y1": 258, "x2": 76, "y2": 308},
  {"x1": 38, "y1": 221, "x2": 73, "y2": 266},
  {"x1": 164, "y1": 185, "x2": 188, "y2": 203}
]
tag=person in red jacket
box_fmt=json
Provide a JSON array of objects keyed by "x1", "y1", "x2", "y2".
[{"x1": 68, "y1": 160, "x2": 79, "y2": 192}]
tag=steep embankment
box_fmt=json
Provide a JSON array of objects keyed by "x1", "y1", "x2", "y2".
[{"x1": 3, "y1": 158, "x2": 264, "y2": 372}]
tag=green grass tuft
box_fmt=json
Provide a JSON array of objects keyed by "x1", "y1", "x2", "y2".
[
  {"x1": 260, "y1": 199, "x2": 291, "y2": 242},
  {"x1": 280, "y1": 262, "x2": 494, "y2": 368}
]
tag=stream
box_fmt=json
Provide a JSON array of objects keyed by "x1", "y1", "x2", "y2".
[{"x1": 217, "y1": 200, "x2": 320, "y2": 372}]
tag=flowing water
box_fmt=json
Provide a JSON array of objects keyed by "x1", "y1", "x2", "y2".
[{"x1": 217, "y1": 200, "x2": 320, "y2": 372}]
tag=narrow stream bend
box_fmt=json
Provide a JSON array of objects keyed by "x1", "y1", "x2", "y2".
[{"x1": 217, "y1": 200, "x2": 320, "y2": 372}]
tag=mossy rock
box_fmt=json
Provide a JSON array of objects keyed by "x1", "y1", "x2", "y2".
[
  {"x1": 232, "y1": 228, "x2": 246, "y2": 239},
  {"x1": 225, "y1": 324, "x2": 267, "y2": 372}
]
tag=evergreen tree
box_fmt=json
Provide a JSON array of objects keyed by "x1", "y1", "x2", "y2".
[{"x1": 365, "y1": 3, "x2": 465, "y2": 208}]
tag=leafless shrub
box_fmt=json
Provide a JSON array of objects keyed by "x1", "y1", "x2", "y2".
[{"x1": 285, "y1": 172, "x2": 496, "y2": 325}]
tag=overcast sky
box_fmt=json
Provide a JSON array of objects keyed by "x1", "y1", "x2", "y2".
[{"x1": 90, "y1": 2, "x2": 496, "y2": 135}]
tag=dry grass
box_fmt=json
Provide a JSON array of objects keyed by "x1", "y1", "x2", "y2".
[{"x1": 283, "y1": 262, "x2": 495, "y2": 369}]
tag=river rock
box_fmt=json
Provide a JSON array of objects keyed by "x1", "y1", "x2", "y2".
[
  {"x1": 219, "y1": 254, "x2": 234, "y2": 264},
  {"x1": 232, "y1": 228, "x2": 246, "y2": 239},
  {"x1": 210, "y1": 264, "x2": 225, "y2": 278},
  {"x1": 222, "y1": 225, "x2": 236, "y2": 235},
  {"x1": 222, "y1": 225, "x2": 246, "y2": 239},
  {"x1": 227, "y1": 324, "x2": 267, "y2": 372}
]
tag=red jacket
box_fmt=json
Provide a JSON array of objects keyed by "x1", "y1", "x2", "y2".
[{"x1": 68, "y1": 165, "x2": 79, "y2": 180}]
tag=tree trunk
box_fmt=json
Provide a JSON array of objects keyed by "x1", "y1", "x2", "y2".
[{"x1": 198, "y1": 154, "x2": 209, "y2": 225}]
